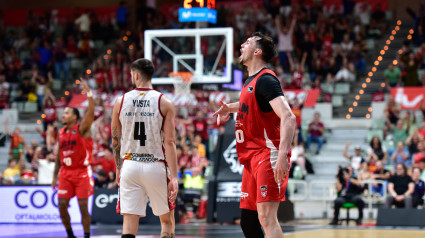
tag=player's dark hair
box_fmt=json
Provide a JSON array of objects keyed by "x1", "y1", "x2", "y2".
[
  {"x1": 70, "y1": 107, "x2": 80, "y2": 121},
  {"x1": 130, "y1": 58, "x2": 155, "y2": 81},
  {"x1": 98, "y1": 169, "x2": 107, "y2": 177},
  {"x1": 252, "y1": 32, "x2": 276, "y2": 63}
]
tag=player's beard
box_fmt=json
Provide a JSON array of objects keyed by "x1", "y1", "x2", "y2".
[
  {"x1": 239, "y1": 53, "x2": 251, "y2": 66},
  {"x1": 61, "y1": 117, "x2": 68, "y2": 126}
]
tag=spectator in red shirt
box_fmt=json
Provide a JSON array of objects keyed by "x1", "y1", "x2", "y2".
[
  {"x1": 190, "y1": 147, "x2": 208, "y2": 173},
  {"x1": 413, "y1": 141, "x2": 425, "y2": 166},
  {"x1": 92, "y1": 147, "x2": 116, "y2": 175},
  {"x1": 98, "y1": 116, "x2": 112, "y2": 145},
  {"x1": 4, "y1": 119, "x2": 28, "y2": 160},
  {"x1": 290, "y1": 97, "x2": 303, "y2": 142},
  {"x1": 192, "y1": 111, "x2": 210, "y2": 159},
  {"x1": 418, "y1": 120, "x2": 425, "y2": 139},
  {"x1": 43, "y1": 94, "x2": 57, "y2": 131},
  {"x1": 179, "y1": 144, "x2": 193, "y2": 171},
  {"x1": 66, "y1": 35, "x2": 79, "y2": 58},
  {"x1": 93, "y1": 58, "x2": 108, "y2": 92},
  {"x1": 93, "y1": 96, "x2": 105, "y2": 121},
  {"x1": 287, "y1": 52, "x2": 307, "y2": 89},
  {"x1": 306, "y1": 112, "x2": 325, "y2": 155},
  {"x1": 0, "y1": 87, "x2": 9, "y2": 109}
]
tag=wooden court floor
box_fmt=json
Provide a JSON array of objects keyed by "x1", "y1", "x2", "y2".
[{"x1": 286, "y1": 229, "x2": 425, "y2": 238}]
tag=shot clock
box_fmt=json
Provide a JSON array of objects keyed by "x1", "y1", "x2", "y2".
[{"x1": 182, "y1": 0, "x2": 215, "y2": 9}]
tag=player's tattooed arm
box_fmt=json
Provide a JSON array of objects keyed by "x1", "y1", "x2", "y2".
[
  {"x1": 111, "y1": 126, "x2": 121, "y2": 170},
  {"x1": 111, "y1": 96, "x2": 123, "y2": 170},
  {"x1": 160, "y1": 232, "x2": 175, "y2": 238}
]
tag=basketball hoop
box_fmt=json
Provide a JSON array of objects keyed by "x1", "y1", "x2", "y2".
[{"x1": 169, "y1": 72, "x2": 193, "y2": 95}]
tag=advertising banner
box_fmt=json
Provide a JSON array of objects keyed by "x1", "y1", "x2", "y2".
[
  {"x1": 390, "y1": 87, "x2": 425, "y2": 109},
  {"x1": 91, "y1": 188, "x2": 178, "y2": 224},
  {"x1": 215, "y1": 181, "x2": 242, "y2": 223},
  {"x1": 210, "y1": 120, "x2": 242, "y2": 222},
  {"x1": 214, "y1": 120, "x2": 243, "y2": 181},
  {"x1": 179, "y1": 7, "x2": 217, "y2": 24},
  {"x1": 0, "y1": 186, "x2": 92, "y2": 223}
]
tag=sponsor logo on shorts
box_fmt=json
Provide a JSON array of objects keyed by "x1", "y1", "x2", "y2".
[
  {"x1": 241, "y1": 192, "x2": 249, "y2": 199},
  {"x1": 58, "y1": 190, "x2": 68, "y2": 194},
  {"x1": 260, "y1": 185, "x2": 267, "y2": 198}
]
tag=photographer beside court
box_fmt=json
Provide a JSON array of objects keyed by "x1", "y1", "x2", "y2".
[{"x1": 329, "y1": 166, "x2": 365, "y2": 226}]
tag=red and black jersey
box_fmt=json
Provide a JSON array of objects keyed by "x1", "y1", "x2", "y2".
[
  {"x1": 59, "y1": 123, "x2": 93, "y2": 169},
  {"x1": 235, "y1": 68, "x2": 286, "y2": 165}
]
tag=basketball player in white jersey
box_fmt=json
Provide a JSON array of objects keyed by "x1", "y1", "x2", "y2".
[{"x1": 111, "y1": 58, "x2": 178, "y2": 238}]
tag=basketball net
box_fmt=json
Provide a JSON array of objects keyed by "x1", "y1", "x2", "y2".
[{"x1": 169, "y1": 72, "x2": 193, "y2": 95}]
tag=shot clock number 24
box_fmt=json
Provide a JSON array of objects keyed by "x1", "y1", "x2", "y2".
[{"x1": 183, "y1": 0, "x2": 215, "y2": 9}]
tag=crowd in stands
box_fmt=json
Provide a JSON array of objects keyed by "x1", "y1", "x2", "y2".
[
  {"x1": 329, "y1": 96, "x2": 425, "y2": 225},
  {"x1": 327, "y1": 5, "x2": 425, "y2": 224},
  {"x1": 0, "y1": 1, "x2": 376, "y2": 182},
  {"x1": 330, "y1": 96, "x2": 425, "y2": 225},
  {"x1": 383, "y1": 40, "x2": 425, "y2": 91},
  {"x1": 225, "y1": 1, "x2": 385, "y2": 94},
  {"x1": 2, "y1": 0, "x2": 423, "y2": 222}
]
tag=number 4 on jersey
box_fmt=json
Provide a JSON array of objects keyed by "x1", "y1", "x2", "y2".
[{"x1": 134, "y1": 122, "x2": 147, "y2": 146}]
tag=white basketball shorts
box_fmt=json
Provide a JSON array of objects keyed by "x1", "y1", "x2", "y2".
[{"x1": 119, "y1": 159, "x2": 172, "y2": 216}]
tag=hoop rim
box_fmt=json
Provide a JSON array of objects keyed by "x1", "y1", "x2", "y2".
[{"x1": 169, "y1": 72, "x2": 194, "y2": 83}]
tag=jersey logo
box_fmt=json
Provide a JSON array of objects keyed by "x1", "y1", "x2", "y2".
[
  {"x1": 241, "y1": 192, "x2": 249, "y2": 199},
  {"x1": 140, "y1": 92, "x2": 146, "y2": 96},
  {"x1": 260, "y1": 185, "x2": 267, "y2": 198},
  {"x1": 71, "y1": 130, "x2": 77, "y2": 134},
  {"x1": 247, "y1": 86, "x2": 254, "y2": 93},
  {"x1": 235, "y1": 120, "x2": 243, "y2": 127}
]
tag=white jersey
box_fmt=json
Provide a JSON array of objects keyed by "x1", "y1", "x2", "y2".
[{"x1": 119, "y1": 88, "x2": 165, "y2": 161}]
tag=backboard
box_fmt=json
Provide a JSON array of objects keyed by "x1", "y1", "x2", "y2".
[{"x1": 144, "y1": 27, "x2": 233, "y2": 85}]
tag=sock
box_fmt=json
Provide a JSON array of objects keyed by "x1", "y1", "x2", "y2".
[
  {"x1": 121, "y1": 234, "x2": 136, "y2": 238},
  {"x1": 240, "y1": 209, "x2": 264, "y2": 238},
  {"x1": 84, "y1": 232, "x2": 90, "y2": 238},
  {"x1": 66, "y1": 228, "x2": 75, "y2": 238}
]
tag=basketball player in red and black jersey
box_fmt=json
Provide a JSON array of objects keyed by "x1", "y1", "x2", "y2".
[
  {"x1": 52, "y1": 79, "x2": 94, "y2": 238},
  {"x1": 213, "y1": 32, "x2": 296, "y2": 237}
]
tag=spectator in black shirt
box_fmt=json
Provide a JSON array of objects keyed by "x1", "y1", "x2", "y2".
[
  {"x1": 18, "y1": 78, "x2": 36, "y2": 102},
  {"x1": 366, "y1": 136, "x2": 388, "y2": 164},
  {"x1": 385, "y1": 163, "x2": 414, "y2": 208},
  {"x1": 329, "y1": 167, "x2": 364, "y2": 225}
]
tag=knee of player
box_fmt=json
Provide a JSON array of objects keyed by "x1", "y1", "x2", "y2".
[
  {"x1": 58, "y1": 202, "x2": 69, "y2": 210},
  {"x1": 257, "y1": 212, "x2": 275, "y2": 228},
  {"x1": 160, "y1": 215, "x2": 173, "y2": 226}
]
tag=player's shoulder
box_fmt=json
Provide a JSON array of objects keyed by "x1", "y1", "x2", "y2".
[
  {"x1": 159, "y1": 93, "x2": 173, "y2": 106},
  {"x1": 257, "y1": 71, "x2": 280, "y2": 88}
]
